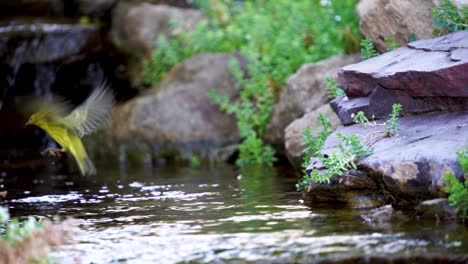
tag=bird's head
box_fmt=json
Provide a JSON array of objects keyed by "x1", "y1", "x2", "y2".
[{"x1": 25, "y1": 114, "x2": 37, "y2": 126}]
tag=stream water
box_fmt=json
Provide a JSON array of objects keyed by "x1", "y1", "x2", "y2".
[{"x1": 1, "y1": 164, "x2": 467, "y2": 263}]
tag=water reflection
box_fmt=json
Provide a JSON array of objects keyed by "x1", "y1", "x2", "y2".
[{"x1": 1, "y1": 164, "x2": 467, "y2": 263}]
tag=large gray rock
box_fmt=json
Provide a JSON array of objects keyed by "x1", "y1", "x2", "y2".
[
  {"x1": 108, "y1": 53, "x2": 243, "y2": 160},
  {"x1": 112, "y1": 3, "x2": 203, "y2": 58},
  {"x1": 318, "y1": 111, "x2": 468, "y2": 206},
  {"x1": 111, "y1": 3, "x2": 204, "y2": 87},
  {"x1": 266, "y1": 54, "x2": 360, "y2": 146},
  {"x1": 334, "y1": 31, "x2": 468, "y2": 125},
  {"x1": 284, "y1": 104, "x2": 340, "y2": 169}
]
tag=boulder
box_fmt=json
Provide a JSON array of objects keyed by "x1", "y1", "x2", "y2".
[
  {"x1": 284, "y1": 104, "x2": 340, "y2": 169},
  {"x1": 334, "y1": 31, "x2": 468, "y2": 124},
  {"x1": 319, "y1": 111, "x2": 467, "y2": 206},
  {"x1": 111, "y1": 3, "x2": 204, "y2": 87},
  {"x1": 108, "y1": 53, "x2": 244, "y2": 161},
  {"x1": 266, "y1": 54, "x2": 360, "y2": 146},
  {"x1": 356, "y1": 0, "x2": 466, "y2": 52},
  {"x1": 112, "y1": 3, "x2": 203, "y2": 58}
]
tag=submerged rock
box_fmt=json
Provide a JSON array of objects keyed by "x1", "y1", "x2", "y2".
[
  {"x1": 266, "y1": 54, "x2": 360, "y2": 147},
  {"x1": 416, "y1": 198, "x2": 459, "y2": 222},
  {"x1": 108, "y1": 53, "x2": 243, "y2": 161},
  {"x1": 320, "y1": 111, "x2": 467, "y2": 206},
  {"x1": 334, "y1": 31, "x2": 468, "y2": 125},
  {"x1": 362, "y1": 205, "x2": 394, "y2": 224}
]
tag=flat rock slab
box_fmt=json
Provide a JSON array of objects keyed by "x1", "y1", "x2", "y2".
[
  {"x1": 320, "y1": 111, "x2": 468, "y2": 205},
  {"x1": 338, "y1": 31, "x2": 468, "y2": 115}
]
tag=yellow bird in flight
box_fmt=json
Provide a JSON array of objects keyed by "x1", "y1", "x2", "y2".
[{"x1": 26, "y1": 86, "x2": 114, "y2": 176}]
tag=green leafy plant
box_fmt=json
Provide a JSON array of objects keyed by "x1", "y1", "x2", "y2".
[
  {"x1": 432, "y1": 0, "x2": 468, "y2": 36},
  {"x1": 385, "y1": 103, "x2": 402, "y2": 137},
  {"x1": 352, "y1": 111, "x2": 374, "y2": 127},
  {"x1": 360, "y1": 38, "x2": 379, "y2": 60},
  {"x1": 324, "y1": 77, "x2": 345, "y2": 99},
  {"x1": 299, "y1": 115, "x2": 371, "y2": 188},
  {"x1": 385, "y1": 36, "x2": 401, "y2": 51},
  {"x1": 0, "y1": 207, "x2": 42, "y2": 246},
  {"x1": 444, "y1": 147, "x2": 468, "y2": 220},
  {"x1": 299, "y1": 104, "x2": 403, "y2": 188},
  {"x1": 350, "y1": 103, "x2": 402, "y2": 142},
  {"x1": 145, "y1": 0, "x2": 361, "y2": 167}
]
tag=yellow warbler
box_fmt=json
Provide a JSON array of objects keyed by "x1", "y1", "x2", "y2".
[{"x1": 26, "y1": 86, "x2": 114, "y2": 176}]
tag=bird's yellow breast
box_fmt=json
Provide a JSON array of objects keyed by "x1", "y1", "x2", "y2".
[{"x1": 35, "y1": 120, "x2": 72, "y2": 151}]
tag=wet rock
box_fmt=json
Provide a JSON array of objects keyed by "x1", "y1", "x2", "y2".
[
  {"x1": 108, "y1": 53, "x2": 243, "y2": 161},
  {"x1": 303, "y1": 169, "x2": 384, "y2": 209},
  {"x1": 284, "y1": 104, "x2": 340, "y2": 169},
  {"x1": 416, "y1": 198, "x2": 458, "y2": 221},
  {"x1": 266, "y1": 54, "x2": 360, "y2": 146},
  {"x1": 320, "y1": 111, "x2": 467, "y2": 206},
  {"x1": 334, "y1": 31, "x2": 468, "y2": 124},
  {"x1": 0, "y1": 23, "x2": 101, "y2": 65},
  {"x1": 356, "y1": 0, "x2": 466, "y2": 52},
  {"x1": 362, "y1": 205, "x2": 394, "y2": 224}
]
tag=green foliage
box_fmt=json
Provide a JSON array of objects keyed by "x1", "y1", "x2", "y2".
[
  {"x1": 324, "y1": 77, "x2": 345, "y2": 99},
  {"x1": 351, "y1": 103, "x2": 402, "y2": 138},
  {"x1": 209, "y1": 58, "x2": 276, "y2": 166},
  {"x1": 298, "y1": 115, "x2": 371, "y2": 188},
  {"x1": 352, "y1": 111, "x2": 373, "y2": 127},
  {"x1": 236, "y1": 132, "x2": 276, "y2": 167},
  {"x1": 457, "y1": 147, "x2": 468, "y2": 173},
  {"x1": 444, "y1": 148, "x2": 468, "y2": 220},
  {"x1": 360, "y1": 38, "x2": 379, "y2": 60},
  {"x1": 190, "y1": 155, "x2": 201, "y2": 168},
  {"x1": 385, "y1": 103, "x2": 402, "y2": 137},
  {"x1": 0, "y1": 207, "x2": 43, "y2": 246},
  {"x1": 145, "y1": 0, "x2": 361, "y2": 167},
  {"x1": 444, "y1": 172, "x2": 468, "y2": 220},
  {"x1": 385, "y1": 37, "x2": 401, "y2": 51},
  {"x1": 142, "y1": 35, "x2": 194, "y2": 84},
  {"x1": 432, "y1": 0, "x2": 468, "y2": 36}
]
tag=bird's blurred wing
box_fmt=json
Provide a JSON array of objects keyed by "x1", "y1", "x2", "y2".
[
  {"x1": 27, "y1": 97, "x2": 71, "y2": 121},
  {"x1": 63, "y1": 85, "x2": 115, "y2": 137}
]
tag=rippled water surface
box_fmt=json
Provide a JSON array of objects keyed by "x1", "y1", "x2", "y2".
[{"x1": 2, "y1": 164, "x2": 467, "y2": 263}]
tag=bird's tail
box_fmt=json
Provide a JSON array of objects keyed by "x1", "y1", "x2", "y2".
[
  {"x1": 77, "y1": 155, "x2": 96, "y2": 176},
  {"x1": 69, "y1": 135, "x2": 96, "y2": 176}
]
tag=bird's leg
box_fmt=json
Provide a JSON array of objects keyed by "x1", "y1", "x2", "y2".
[{"x1": 41, "y1": 148, "x2": 65, "y2": 157}]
